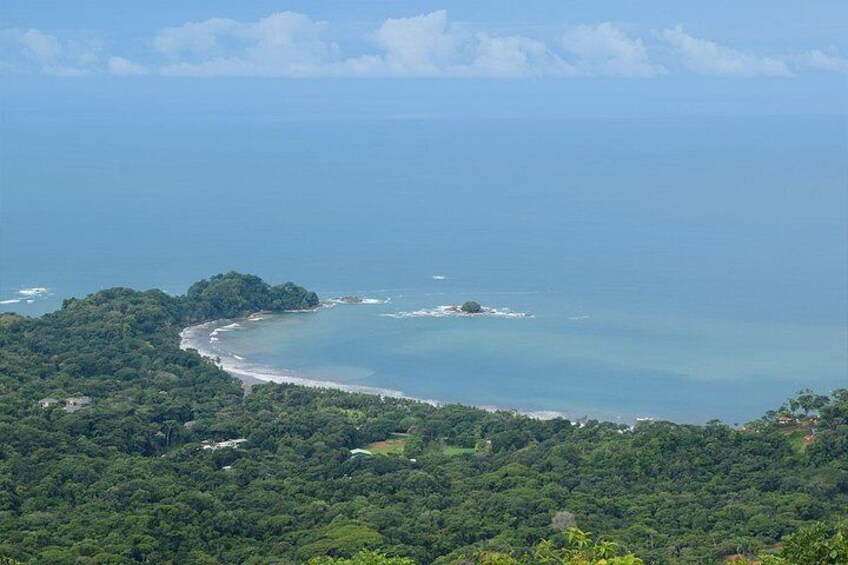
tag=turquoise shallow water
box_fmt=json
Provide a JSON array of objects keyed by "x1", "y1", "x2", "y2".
[
  {"x1": 201, "y1": 285, "x2": 846, "y2": 423},
  {"x1": 3, "y1": 116, "x2": 847, "y2": 422}
]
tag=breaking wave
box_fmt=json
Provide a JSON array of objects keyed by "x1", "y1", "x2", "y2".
[
  {"x1": 178, "y1": 318, "x2": 576, "y2": 419},
  {"x1": 321, "y1": 296, "x2": 391, "y2": 308},
  {"x1": 382, "y1": 305, "x2": 533, "y2": 319},
  {"x1": 19, "y1": 287, "x2": 50, "y2": 297},
  {"x1": 1, "y1": 286, "x2": 54, "y2": 307},
  {"x1": 179, "y1": 319, "x2": 438, "y2": 405}
]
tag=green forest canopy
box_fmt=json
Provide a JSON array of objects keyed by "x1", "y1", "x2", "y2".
[{"x1": 0, "y1": 273, "x2": 845, "y2": 564}]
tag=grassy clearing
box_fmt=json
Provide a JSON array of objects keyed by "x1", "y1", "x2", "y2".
[
  {"x1": 365, "y1": 437, "x2": 407, "y2": 455},
  {"x1": 442, "y1": 446, "x2": 476, "y2": 457},
  {"x1": 777, "y1": 423, "x2": 818, "y2": 454},
  {"x1": 359, "y1": 436, "x2": 478, "y2": 458}
]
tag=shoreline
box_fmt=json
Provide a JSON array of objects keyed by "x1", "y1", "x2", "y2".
[
  {"x1": 180, "y1": 317, "x2": 441, "y2": 404},
  {"x1": 179, "y1": 314, "x2": 579, "y2": 422}
]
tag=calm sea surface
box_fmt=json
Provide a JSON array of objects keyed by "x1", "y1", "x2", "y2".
[{"x1": 2, "y1": 117, "x2": 846, "y2": 422}]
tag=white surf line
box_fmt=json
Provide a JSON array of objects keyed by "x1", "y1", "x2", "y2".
[{"x1": 178, "y1": 317, "x2": 580, "y2": 421}]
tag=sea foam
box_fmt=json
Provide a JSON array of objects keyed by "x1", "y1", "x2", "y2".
[
  {"x1": 179, "y1": 320, "x2": 434, "y2": 403},
  {"x1": 383, "y1": 305, "x2": 533, "y2": 319},
  {"x1": 321, "y1": 296, "x2": 390, "y2": 308},
  {"x1": 18, "y1": 287, "x2": 49, "y2": 297},
  {"x1": 178, "y1": 312, "x2": 580, "y2": 424}
]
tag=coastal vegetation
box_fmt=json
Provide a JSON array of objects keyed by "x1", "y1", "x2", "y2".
[
  {"x1": 461, "y1": 301, "x2": 483, "y2": 314},
  {"x1": 181, "y1": 272, "x2": 319, "y2": 323},
  {"x1": 0, "y1": 273, "x2": 845, "y2": 563}
]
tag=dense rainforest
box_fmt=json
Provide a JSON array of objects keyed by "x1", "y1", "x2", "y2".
[{"x1": 0, "y1": 273, "x2": 845, "y2": 564}]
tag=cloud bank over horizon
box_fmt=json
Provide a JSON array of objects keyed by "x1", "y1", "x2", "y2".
[{"x1": 1, "y1": 10, "x2": 846, "y2": 79}]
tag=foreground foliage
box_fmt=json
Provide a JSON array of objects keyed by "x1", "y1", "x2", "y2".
[
  {"x1": 765, "y1": 522, "x2": 848, "y2": 564},
  {"x1": 0, "y1": 273, "x2": 845, "y2": 564},
  {"x1": 311, "y1": 529, "x2": 644, "y2": 565},
  {"x1": 312, "y1": 523, "x2": 848, "y2": 564}
]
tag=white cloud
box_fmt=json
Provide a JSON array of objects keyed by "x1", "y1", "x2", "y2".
[
  {"x1": 344, "y1": 11, "x2": 575, "y2": 77},
  {"x1": 7, "y1": 13, "x2": 844, "y2": 80},
  {"x1": 661, "y1": 26, "x2": 792, "y2": 77},
  {"x1": 4, "y1": 28, "x2": 99, "y2": 75},
  {"x1": 562, "y1": 23, "x2": 665, "y2": 77},
  {"x1": 155, "y1": 12, "x2": 339, "y2": 77},
  {"x1": 107, "y1": 56, "x2": 148, "y2": 75},
  {"x1": 366, "y1": 10, "x2": 461, "y2": 75},
  {"x1": 19, "y1": 29, "x2": 62, "y2": 62},
  {"x1": 154, "y1": 17, "x2": 238, "y2": 59},
  {"x1": 471, "y1": 33, "x2": 576, "y2": 77},
  {"x1": 798, "y1": 48, "x2": 848, "y2": 74},
  {"x1": 154, "y1": 10, "x2": 578, "y2": 78}
]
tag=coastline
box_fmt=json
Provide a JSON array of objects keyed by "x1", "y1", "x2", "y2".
[
  {"x1": 179, "y1": 316, "x2": 439, "y2": 404},
  {"x1": 179, "y1": 314, "x2": 576, "y2": 422}
]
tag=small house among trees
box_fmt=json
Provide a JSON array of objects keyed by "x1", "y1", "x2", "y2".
[
  {"x1": 37, "y1": 396, "x2": 92, "y2": 411},
  {"x1": 63, "y1": 396, "x2": 92, "y2": 412}
]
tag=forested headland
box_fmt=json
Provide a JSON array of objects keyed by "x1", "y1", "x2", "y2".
[{"x1": 0, "y1": 273, "x2": 845, "y2": 564}]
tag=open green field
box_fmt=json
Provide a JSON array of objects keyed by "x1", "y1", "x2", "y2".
[
  {"x1": 442, "y1": 446, "x2": 476, "y2": 457},
  {"x1": 361, "y1": 437, "x2": 477, "y2": 458},
  {"x1": 365, "y1": 437, "x2": 407, "y2": 455}
]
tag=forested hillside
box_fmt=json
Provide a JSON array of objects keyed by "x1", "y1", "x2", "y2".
[{"x1": 0, "y1": 274, "x2": 845, "y2": 564}]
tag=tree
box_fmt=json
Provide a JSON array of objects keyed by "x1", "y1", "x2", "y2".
[
  {"x1": 1, "y1": 275, "x2": 846, "y2": 565},
  {"x1": 309, "y1": 551, "x2": 416, "y2": 565},
  {"x1": 721, "y1": 522, "x2": 848, "y2": 565},
  {"x1": 472, "y1": 529, "x2": 644, "y2": 564},
  {"x1": 461, "y1": 301, "x2": 483, "y2": 314},
  {"x1": 789, "y1": 389, "x2": 832, "y2": 417},
  {"x1": 551, "y1": 511, "x2": 577, "y2": 531},
  {"x1": 781, "y1": 522, "x2": 848, "y2": 564}
]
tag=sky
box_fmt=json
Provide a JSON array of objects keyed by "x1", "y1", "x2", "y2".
[{"x1": 1, "y1": 1, "x2": 846, "y2": 122}]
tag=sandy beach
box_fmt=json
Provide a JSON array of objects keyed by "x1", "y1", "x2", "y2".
[
  {"x1": 178, "y1": 315, "x2": 572, "y2": 420},
  {"x1": 179, "y1": 317, "x2": 428, "y2": 400}
]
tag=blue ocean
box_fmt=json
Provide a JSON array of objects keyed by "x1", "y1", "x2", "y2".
[{"x1": 2, "y1": 116, "x2": 846, "y2": 423}]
